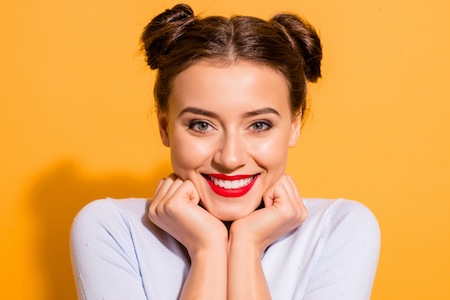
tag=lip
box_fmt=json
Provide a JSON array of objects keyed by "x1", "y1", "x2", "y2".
[
  {"x1": 203, "y1": 173, "x2": 259, "y2": 197},
  {"x1": 206, "y1": 173, "x2": 254, "y2": 180}
]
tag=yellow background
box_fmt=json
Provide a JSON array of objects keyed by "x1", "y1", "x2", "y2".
[{"x1": 1, "y1": 0, "x2": 449, "y2": 299}]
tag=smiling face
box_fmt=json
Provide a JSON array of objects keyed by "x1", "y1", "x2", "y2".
[{"x1": 158, "y1": 61, "x2": 301, "y2": 221}]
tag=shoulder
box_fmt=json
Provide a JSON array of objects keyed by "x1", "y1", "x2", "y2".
[
  {"x1": 299, "y1": 199, "x2": 380, "y2": 298},
  {"x1": 70, "y1": 198, "x2": 157, "y2": 300},
  {"x1": 71, "y1": 198, "x2": 150, "y2": 242},
  {"x1": 299, "y1": 198, "x2": 380, "y2": 263},
  {"x1": 302, "y1": 198, "x2": 381, "y2": 274},
  {"x1": 263, "y1": 199, "x2": 380, "y2": 298},
  {"x1": 303, "y1": 198, "x2": 379, "y2": 236},
  {"x1": 72, "y1": 197, "x2": 148, "y2": 223}
]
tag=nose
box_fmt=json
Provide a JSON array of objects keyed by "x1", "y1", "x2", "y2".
[{"x1": 212, "y1": 131, "x2": 248, "y2": 172}]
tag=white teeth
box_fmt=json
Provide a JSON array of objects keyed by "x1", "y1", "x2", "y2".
[
  {"x1": 210, "y1": 176, "x2": 254, "y2": 190},
  {"x1": 224, "y1": 180, "x2": 232, "y2": 189}
]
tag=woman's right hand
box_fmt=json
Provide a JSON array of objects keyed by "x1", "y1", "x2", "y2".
[
  {"x1": 150, "y1": 174, "x2": 228, "y2": 299},
  {"x1": 148, "y1": 174, "x2": 228, "y2": 256}
]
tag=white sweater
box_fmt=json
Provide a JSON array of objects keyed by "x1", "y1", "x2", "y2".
[{"x1": 71, "y1": 198, "x2": 380, "y2": 299}]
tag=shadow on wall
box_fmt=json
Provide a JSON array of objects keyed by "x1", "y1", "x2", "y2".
[{"x1": 29, "y1": 160, "x2": 171, "y2": 300}]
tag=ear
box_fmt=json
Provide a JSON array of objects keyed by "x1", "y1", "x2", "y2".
[
  {"x1": 288, "y1": 113, "x2": 301, "y2": 147},
  {"x1": 157, "y1": 110, "x2": 170, "y2": 147}
]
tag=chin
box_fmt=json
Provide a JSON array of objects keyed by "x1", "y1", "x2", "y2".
[
  {"x1": 213, "y1": 211, "x2": 244, "y2": 222},
  {"x1": 204, "y1": 201, "x2": 261, "y2": 222}
]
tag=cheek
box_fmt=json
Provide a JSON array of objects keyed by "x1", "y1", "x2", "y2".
[
  {"x1": 251, "y1": 134, "x2": 290, "y2": 173},
  {"x1": 169, "y1": 134, "x2": 213, "y2": 178}
]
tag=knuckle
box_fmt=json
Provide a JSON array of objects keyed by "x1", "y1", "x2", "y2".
[
  {"x1": 163, "y1": 198, "x2": 181, "y2": 216},
  {"x1": 164, "y1": 199, "x2": 175, "y2": 212},
  {"x1": 299, "y1": 211, "x2": 308, "y2": 223},
  {"x1": 278, "y1": 206, "x2": 295, "y2": 220},
  {"x1": 148, "y1": 207, "x2": 158, "y2": 222},
  {"x1": 148, "y1": 202, "x2": 157, "y2": 216}
]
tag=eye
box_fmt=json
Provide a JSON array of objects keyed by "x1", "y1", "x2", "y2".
[
  {"x1": 250, "y1": 121, "x2": 272, "y2": 132},
  {"x1": 188, "y1": 120, "x2": 214, "y2": 133}
]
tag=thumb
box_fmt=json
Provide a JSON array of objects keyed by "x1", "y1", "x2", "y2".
[
  {"x1": 182, "y1": 180, "x2": 201, "y2": 205},
  {"x1": 262, "y1": 185, "x2": 277, "y2": 208},
  {"x1": 263, "y1": 181, "x2": 288, "y2": 208}
]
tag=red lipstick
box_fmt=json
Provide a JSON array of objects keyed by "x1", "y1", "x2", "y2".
[{"x1": 203, "y1": 174, "x2": 258, "y2": 197}]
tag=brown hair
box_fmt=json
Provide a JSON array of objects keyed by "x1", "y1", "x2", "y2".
[{"x1": 141, "y1": 3, "x2": 322, "y2": 117}]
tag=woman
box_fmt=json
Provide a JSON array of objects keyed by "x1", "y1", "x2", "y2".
[{"x1": 71, "y1": 4, "x2": 380, "y2": 299}]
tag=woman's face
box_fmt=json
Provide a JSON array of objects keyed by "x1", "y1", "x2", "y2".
[{"x1": 158, "y1": 61, "x2": 301, "y2": 221}]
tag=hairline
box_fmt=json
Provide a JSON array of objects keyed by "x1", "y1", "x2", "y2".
[{"x1": 159, "y1": 57, "x2": 298, "y2": 117}]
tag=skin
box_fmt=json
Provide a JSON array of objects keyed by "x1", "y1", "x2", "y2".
[{"x1": 149, "y1": 60, "x2": 308, "y2": 299}]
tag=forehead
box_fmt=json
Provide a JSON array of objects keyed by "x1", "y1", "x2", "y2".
[
  {"x1": 174, "y1": 59, "x2": 288, "y2": 85},
  {"x1": 169, "y1": 61, "x2": 291, "y2": 115}
]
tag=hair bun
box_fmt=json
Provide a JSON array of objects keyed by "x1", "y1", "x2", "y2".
[
  {"x1": 141, "y1": 4, "x2": 195, "y2": 69},
  {"x1": 271, "y1": 14, "x2": 322, "y2": 82}
]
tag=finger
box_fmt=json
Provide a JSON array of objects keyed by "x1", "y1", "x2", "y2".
[
  {"x1": 284, "y1": 176, "x2": 307, "y2": 221},
  {"x1": 263, "y1": 181, "x2": 289, "y2": 208},
  {"x1": 153, "y1": 176, "x2": 175, "y2": 199},
  {"x1": 150, "y1": 175, "x2": 178, "y2": 212},
  {"x1": 262, "y1": 185, "x2": 276, "y2": 207},
  {"x1": 153, "y1": 178, "x2": 164, "y2": 197},
  {"x1": 278, "y1": 175, "x2": 297, "y2": 205},
  {"x1": 161, "y1": 176, "x2": 184, "y2": 203},
  {"x1": 167, "y1": 173, "x2": 178, "y2": 180},
  {"x1": 180, "y1": 180, "x2": 201, "y2": 205},
  {"x1": 284, "y1": 175, "x2": 302, "y2": 205},
  {"x1": 272, "y1": 182, "x2": 290, "y2": 207},
  {"x1": 164, "y1": 180, "x2": 201, "y2": 210}
]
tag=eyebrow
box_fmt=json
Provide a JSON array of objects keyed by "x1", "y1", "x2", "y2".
[
  {"x1": 243, "y1": 108, "x2": 280, "y2": 118},
  {"x1": 178, "y1": 106, "x2": 280, "y2": 118},
  {"x1": 178, "y1": 107, "x2": 219, "y2": 118}
]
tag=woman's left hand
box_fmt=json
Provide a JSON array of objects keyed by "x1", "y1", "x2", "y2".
[{"x1": 229, "y1": 174, "x2": 307, "y2": 253}]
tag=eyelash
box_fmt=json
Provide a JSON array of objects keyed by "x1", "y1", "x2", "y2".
[
  {"x1": 249, "y1": 120, "x2": 273, "y2": 132},
  {"x1": 187, "y1": 120, "x2": 273, "y2": 134},
  {"x1": 188, "y1": 120, "x2": 214, "y2": 133}
]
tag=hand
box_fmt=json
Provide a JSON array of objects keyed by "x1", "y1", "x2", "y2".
[
  {"x1": 229, "y1": 174, "x2": 307, "y2": 254},
  {"x1": 149, "y1": 174, "x2": 227, "y2": 256}
]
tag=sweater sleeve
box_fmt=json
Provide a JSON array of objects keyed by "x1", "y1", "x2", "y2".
[
  {"x1": 303, "y1": 200, "x2": 381, "y2": 300},
  {"x1": 70, "y1": 199, "x2": 148, "y2": 300}
]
